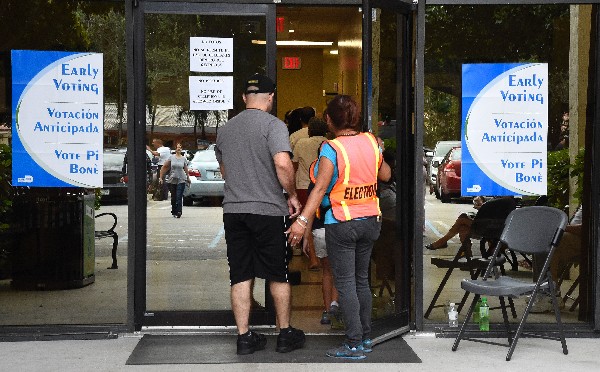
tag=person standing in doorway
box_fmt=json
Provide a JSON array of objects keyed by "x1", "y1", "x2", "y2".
[
  {"x1": 215, "y1": 73, "x2": 305, "y2": 356},
  {"x1": 292, "y1": 116, "x2": 329, "y2": 270},
  {"x1": 289, "y1": 106, "x2": 316, "y2": 151},
  {"x1": 287, "y1": 95, "x2": 391, "y2": 360},
  {"x1": 159, "y1": 143, "x2": 190, "y2": 218},
  {"x1": 147, "y1": 138, "x2": 171, "y2": 200}
]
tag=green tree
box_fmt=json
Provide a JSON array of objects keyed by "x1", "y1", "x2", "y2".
[
  {"x1": 145, "y1": 14, "x2": 197, "y2": 137},
  {"x1": 75, "y1": 7, "x2": 127, "y2": 142},
  {"x1": 423, "y1": 87, "x2": 460, "y2": 148},
  {"x1": 547, "y1": 149, "x2": 570, "y2": 209},
  {"x1": 0, "y1": 0, "x2": 86, "y2": 51},
  {"x1": 424, "y1": 5, "x2": 570, "y2": 145}
]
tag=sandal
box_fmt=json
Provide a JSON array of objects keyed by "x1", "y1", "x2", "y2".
[
  {"x1": 425, "y1": 242, "x2": 448, "y2": 250},
  {"x1": 458, "y1": 249, "x2": 473, "y2": 258}
]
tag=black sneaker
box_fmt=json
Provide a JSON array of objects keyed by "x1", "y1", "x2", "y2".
[
  {"x1": 237, "y1": 331, "x2": 267, "y2": 355},
  {"x1": 276, "y1": 327, "x2": 305, "y2": 353}
]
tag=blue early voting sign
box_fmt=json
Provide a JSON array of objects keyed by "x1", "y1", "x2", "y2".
[
  {"x1": 462, "y1": 63, "x2": 548, "y2": 197},
  {"x1": 12, "y1": 50, "x2": 104, "y2": 187}
]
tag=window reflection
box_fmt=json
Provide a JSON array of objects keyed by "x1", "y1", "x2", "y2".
[
  {"x1": 0, "y1": 1, "x2": 127, "y2": 326},
  {"x1": 423, "y1": 4, "x2": 587, "y2": 324}
]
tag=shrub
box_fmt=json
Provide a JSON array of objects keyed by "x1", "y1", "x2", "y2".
[
  {"x1": 546, "y1": 149, "x2": 570, "y2": 209},
  {"x1": 0, "y1": 144, "x2": 12, "y2": 232}
]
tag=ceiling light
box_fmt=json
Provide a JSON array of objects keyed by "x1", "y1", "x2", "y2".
[
  {"x1": 338, "y1": 39, "x2": 362, "y2": 48},
  {"x1": 278, "y1": 41, "x2": 333, "y2": 46},
  {"x1": 330, "y1": 50, "x2": 339, "y2": 55},
  {"x1": 252, "y1": 40, "x2": 334, "y2": 46},
  {"x1": 288, "y1": 29, "x2": 295, "y2": 33}
]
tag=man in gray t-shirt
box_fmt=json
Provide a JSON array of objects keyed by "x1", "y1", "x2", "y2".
[
  {"x1": 216, "y1": 109, "x2": 291, "y2": 215},
  {"x1": 215, "y1": 74, "x2": 305, "y2": 355}
]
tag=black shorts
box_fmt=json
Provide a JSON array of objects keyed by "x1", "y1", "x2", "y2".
[{"x1": 223, "y1": 213, "x2": 291, "y2": 286}]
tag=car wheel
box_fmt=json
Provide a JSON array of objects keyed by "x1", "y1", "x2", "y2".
[
  {"x1": 183, "y1": 196, "x2": 194, "y2": 206},
  {"x1": 440, "y1": 185, "x2": 451, "y2": 203}
]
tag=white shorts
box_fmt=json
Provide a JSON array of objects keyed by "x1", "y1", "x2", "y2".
[{"x1": 312, "y1": 228, "x2": 327, "y2": 258}]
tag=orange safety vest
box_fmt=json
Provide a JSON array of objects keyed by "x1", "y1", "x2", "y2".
[{"x1": 311, "y1": 132, "x2": 382, "y2": 222}]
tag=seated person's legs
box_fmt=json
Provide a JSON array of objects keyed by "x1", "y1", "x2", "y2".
[
  {"x1": 426, "y1": 213, "x2": 473, "y2": 250},
  {"x1": 550, "y1": 230, "x2": 581, "y2": 283}
]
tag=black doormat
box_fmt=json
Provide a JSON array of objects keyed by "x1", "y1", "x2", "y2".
[{"x1": 126, "y1": 334, "x2": 421, "y2": 364}]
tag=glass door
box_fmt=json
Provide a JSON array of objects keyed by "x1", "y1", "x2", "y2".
[
  {"x1": 130, "y1": 1, "x2": 275, "y2": 328},
  {"x1": 363, "y1": 0, "x2": 415, "y2": 342}
]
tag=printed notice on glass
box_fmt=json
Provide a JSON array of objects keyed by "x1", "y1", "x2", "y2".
[
  {"x1": 11, "y1": 50, "x2": 104, "y2": 188},
  {"x1": 461, "y1": 63, "x2": 548, "y2": 196},
  {"x1": 189, "y1": 76, "x2": 233, "y2": 110},
  {"x1": 190, "y1": 37, "x2": 233, "y2": 72}
]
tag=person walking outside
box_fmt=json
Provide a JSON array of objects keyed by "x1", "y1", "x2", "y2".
[
  {"x1": 215, "y1": 73, "x2": 305, "y2": 356},
  {"x1": 159, "y1": 143, "x2": 190, "y2": 218},
  {"x1": 147, "y1": 138, "x2": 171, "y2": 200},
  {"x1": 287, "y1": 94, "x2": 391, "y2": 360}
]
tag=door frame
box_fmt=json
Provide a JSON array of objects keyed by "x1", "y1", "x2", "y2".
[
  {"x1": 361, "y1": 0, "x2": 416, "y2": 341},
  {"x1": 126, "y1": 0, "x2": 276, "y2": 331},
  {"x1": 126, "y1": 0, "x2": 417, "y2": 334}
]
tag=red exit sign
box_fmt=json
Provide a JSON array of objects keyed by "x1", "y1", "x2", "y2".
[{"x1": 282, "y1": 57, "x2": 301, "y2": 70}]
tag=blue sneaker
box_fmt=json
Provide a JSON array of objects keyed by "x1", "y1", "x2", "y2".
[
  {"x1": 320, "y1": 311, "x2": 331, "y2": 324},
  {"x1": 326, "y1": 343, "x2": 366, "y2": 360},
  {"x1": 358, "y1": 338, "x2": 372, "y2": 353}
]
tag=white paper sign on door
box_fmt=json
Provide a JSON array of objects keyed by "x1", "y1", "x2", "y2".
[
  {"x1": 189, "y1": 76, "x2": 233, "y2": 110},
  {"x1": 190, "y1": 37, "x2": 233, "y2": 72}
]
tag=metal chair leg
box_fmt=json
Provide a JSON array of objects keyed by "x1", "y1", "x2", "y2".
[
  {"x1": 549, "y1": 278, "x2": 569, "y2": 356},
  {"x1": 499, "y1": 296, "x2": 513, "y2": 343}
]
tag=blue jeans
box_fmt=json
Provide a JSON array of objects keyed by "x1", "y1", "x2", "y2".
[
  {"x1": 169, "y1": 182, "x2": 185, "y2": 216},
  {"x1": 325, "y1": 217, "x2": 381, "y2": 345}
]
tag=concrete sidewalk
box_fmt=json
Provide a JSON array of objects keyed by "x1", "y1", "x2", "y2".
[{"x1": 1, "y1": 332, "x2": 599, "y2": 372}]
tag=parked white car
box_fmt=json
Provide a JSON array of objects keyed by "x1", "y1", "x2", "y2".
[{"x1": 183, "y1": 145, "x2": 224, "y2": 206}]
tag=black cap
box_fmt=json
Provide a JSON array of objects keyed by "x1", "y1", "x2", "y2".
[{"x1": 244, "y1": 73, "x2": 276, "y2": 94}]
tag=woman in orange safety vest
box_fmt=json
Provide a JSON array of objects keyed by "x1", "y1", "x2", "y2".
[{"x1": 286, "y1": 95, "x2": 391, "y2": 360}]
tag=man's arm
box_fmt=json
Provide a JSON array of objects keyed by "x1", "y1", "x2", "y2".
[
  {"x1": 146, "y1": 145, "x2": 159, "y2": 157},
  {"x1": 273, "y1": 152, "x2": 296, "y2": 196},
  {"x1": 273, "y1": 152, "x2": 301, "y2": 218},
  {"x1": 219, "y1": 163, "x2": 226, "y2": 180}
]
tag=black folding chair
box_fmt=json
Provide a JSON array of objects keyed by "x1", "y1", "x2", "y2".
[
  {"x1": 452, "y1": 206, "x2": 568, "y2": 361},
  {"x1": 474, "y1": 197, "x2": 518, "y2": 261},
  {"x1": 425, "y1": 197, "x2": 517, "y2": 318}
]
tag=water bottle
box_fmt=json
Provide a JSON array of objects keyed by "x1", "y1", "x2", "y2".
[
  {"x1": 479, "y1": 297, "x2": 489, "y2": 331},
  {"x1": 473, "y1": 297, "x2": 482, "y2": 323},
  {"x1": 448, "y1": 302, "x2": 458, "y2": 327}
]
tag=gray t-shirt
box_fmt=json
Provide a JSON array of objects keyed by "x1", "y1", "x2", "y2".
[
  {"x1": 167, "y1": 155, "x2": 187, "y2": 184},
  {"x1": 215, "y1": 109, "x2": 292, "y2": 216}
]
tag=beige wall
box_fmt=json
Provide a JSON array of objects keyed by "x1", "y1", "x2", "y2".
[
  {"x1": 276, "y1": 48, "x2": 325, "y2": 121},
  {"x1": 337, "y1": 11, "x2": 363, "y2": 104},
  {"x1": 569, "y1": 5, "x2": 592, "y2": 211},
  {"x1": 275, "y1": 10, "x2": 362, "y2": 122}
]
